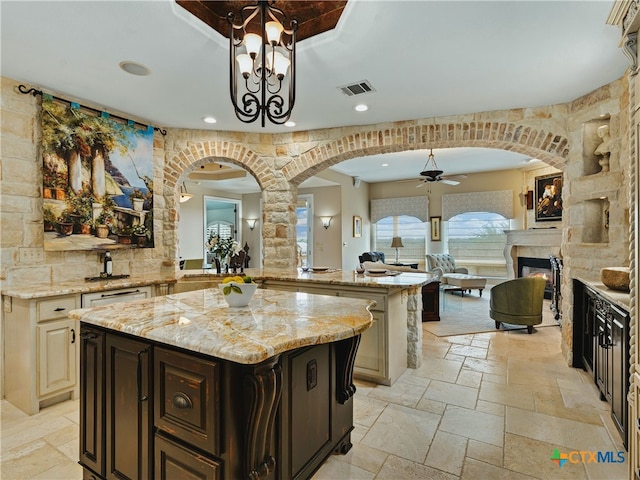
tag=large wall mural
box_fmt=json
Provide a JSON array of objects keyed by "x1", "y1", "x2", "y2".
[{"x1": 42, "y1": 96, "x2": 154, "y2": 251}]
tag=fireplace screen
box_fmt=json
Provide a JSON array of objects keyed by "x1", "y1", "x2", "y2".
[{"x1": 518, "y1": 257, "x2": 553, "y2": 299}]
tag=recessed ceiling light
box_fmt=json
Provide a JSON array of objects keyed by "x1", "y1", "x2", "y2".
[
  {"x1": 119, "y1": 61, "x2": 150, "y2": 76},
  {"x1": 381, "y1": 163, "x2": 389, "y2": 167},
  {"x1": 354, "y1": 104, "x2": 369, "y2": 112},
  {"x1": 202, "y1": 116, "x2": 217, "y2": 124},
  {"x1": 285, "y1": 121, "x2": 296, "y2": 127}
]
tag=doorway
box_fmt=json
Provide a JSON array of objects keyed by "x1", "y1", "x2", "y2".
[
  {"x1": 297, "y1": 194, "x2": 313, "y2": 267},
  {"x1": 203, "y1": 196, "x2": 241, "y2": 267}
]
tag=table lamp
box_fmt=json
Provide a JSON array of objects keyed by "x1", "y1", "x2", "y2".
[{"x1": 391, "y1": 236, "x2": 404, "y2": 263}]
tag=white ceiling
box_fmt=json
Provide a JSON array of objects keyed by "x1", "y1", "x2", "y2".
[{"x1": 1, "y1": 0, "x2": 628, "y2": 193}]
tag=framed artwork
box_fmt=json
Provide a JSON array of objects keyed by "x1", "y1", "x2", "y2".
[
  {"x1": 42, "y1": 96, "x2": 155, "y2": 251},
  {"x1": 353, "y1": 215, "x2": 362, "y2": 237},
  {"x1": 535, "y1": 173, "x2": 563, "y2": 221},
  {"x1": 430, "y1": 216, "x2": 441, "y2": 241}
]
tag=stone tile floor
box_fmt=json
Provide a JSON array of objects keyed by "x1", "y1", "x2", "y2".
[{"x1": 0, "y1": 325, "x2": 628, "y2": 479}]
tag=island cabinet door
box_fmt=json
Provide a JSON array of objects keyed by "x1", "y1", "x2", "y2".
[
  {"x1": 278, "y1": 343, "x2": 333, "y2": 480},
  {"x1": 105, "y1": 334, "x2": 152, "y2": 480},
  {"x1": 79, "y1": 326, "x2": 105, "y2": 478}
]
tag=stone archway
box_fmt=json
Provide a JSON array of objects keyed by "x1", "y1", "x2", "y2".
[
  {"x1": 283, "y1": 121, "x2": 568, "y2": 186},
  {"x1": 164, "y1": 140, "x2": 267, "y2": 267}
]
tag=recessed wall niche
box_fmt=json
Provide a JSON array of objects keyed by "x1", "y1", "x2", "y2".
[
  {"x1": 581, "y1": 197, "x2": 610, "y2": 244},
  {"x1": 581, "y1": 117, "x2": 610, "y2": 176}
]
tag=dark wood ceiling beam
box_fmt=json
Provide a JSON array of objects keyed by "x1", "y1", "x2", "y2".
[{"x1": 175, "y1": 1, "x2": 348, "y2": 41}]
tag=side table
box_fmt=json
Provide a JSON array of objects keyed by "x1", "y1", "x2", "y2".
[{"x1": 421, "y1": 280, "x2": 440, "y2": 322}]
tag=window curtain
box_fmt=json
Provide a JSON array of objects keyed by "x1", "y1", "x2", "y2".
[
  {"x1": 441, "y1": 190, "x2": 513, "y2": 220},
  {"x1": 370, "y1": 196, "x2": 429, "y2": 223}
]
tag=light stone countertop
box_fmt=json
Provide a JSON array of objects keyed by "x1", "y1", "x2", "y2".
[
  {"x1": 575, "y1": 277, "x2": 631, "y2": 310},
  {"x1": 1, "y1": 275, "x2": 177, "y2": 299},
  {"x1": 180, "y1": 268, "x2": 435, "y2": 289},
  {"x1": 69, "y1": 287, "x2": 374, "y2": 365}
]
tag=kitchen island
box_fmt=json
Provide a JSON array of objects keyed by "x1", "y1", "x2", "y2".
[
  {"x1": 69, "y1": 287, "x2": 373, "y2": 480},
  {"x1": 177, "y1": 268, "x2": 435, "y2": 385}
]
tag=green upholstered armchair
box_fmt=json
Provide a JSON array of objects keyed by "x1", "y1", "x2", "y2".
[{"x1": 489, "y1": 277, "x2": 546, "y2": 334}]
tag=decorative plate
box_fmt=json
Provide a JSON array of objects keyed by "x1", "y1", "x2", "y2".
[
  {"x1": 367, "y1": 269, "x2": 388, "y2": 274},
  {"x1": 311, "y1": 267, "x2": 330, "y2": 272}
]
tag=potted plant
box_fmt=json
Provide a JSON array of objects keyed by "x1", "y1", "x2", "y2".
[
  {"x1": 67, "y1": 187, "x2": 95, "y2": 234},
  {"x1": 93, "y1": 211, "x2": 113, "y2": 239},
  {"x1": 43, "y1": 203, "x2": 58, "y2": 231},
  {"x1": 116, "y1": 225, "x2": 134, "y2": 244},
  {"x1": 56, "y1": 211, "x2": 74, "y2": 236},
  {"x1": 132, "y1": 224, "x2": 149, "y2": 246},
  {"x1": 129, "y1": 189, "x2": 145, "y2": 212}
]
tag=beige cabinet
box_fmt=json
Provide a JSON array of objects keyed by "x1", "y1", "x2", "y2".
[
  {"x1": 37, "y1": 318, "x2": 77, "y2": 397},
  {"x1": 4, "y1": 293, "x2": 80, "y2": 414},
  {"x1": 3, "y1": 285, "x2": 156, "y2": 415},
  {"x1": 262, "y1": 280, "x2": 405, "y2": 386}
]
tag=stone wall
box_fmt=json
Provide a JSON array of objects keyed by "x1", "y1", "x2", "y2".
[{"x1": 0, "y1": 74, "x2": 632, "y2": 365}]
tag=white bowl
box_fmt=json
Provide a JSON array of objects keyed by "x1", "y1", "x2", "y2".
[{"x1": 219, "y1": 282, "x2": 258, "y2": 307}]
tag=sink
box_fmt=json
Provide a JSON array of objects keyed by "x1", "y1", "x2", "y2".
[
  {"x1": 85, "y1": 274, "x2": 130, "y2": 282},
  {"x1": 600, "y1": 267, "x2": 630, "y2": 292}
]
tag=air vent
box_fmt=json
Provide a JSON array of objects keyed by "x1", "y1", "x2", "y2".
[{"x1": 338, "y1": 80, "x2": 375, "y2": 97}]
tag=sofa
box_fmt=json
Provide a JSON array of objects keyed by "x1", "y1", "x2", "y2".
[
  {"x1": 362, "y1": 261, "x2": 428, "y2": 273},
  {"x1": 426, "y1": 253, "x2": 468, "y2": 280},
  {"x1": 358, "y1": 251, "x2": 386, "y2": 264},
  {"x1": 426, "y1": 254, "x2": 487, "y2": 296}
]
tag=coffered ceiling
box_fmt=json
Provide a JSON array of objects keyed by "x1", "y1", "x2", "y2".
[{"x1": 0, "y1": 1, "x2": 629, "y2": 191}]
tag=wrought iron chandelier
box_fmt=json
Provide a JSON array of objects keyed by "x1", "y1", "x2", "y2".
[{"x1": 227, "y1": 1, "x2": 298, "y2": 127}]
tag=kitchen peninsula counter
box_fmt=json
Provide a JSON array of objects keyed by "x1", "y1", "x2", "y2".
[
  {"x1": 70, "y1": 288, "x2": 373, "y2": 480},
  {"x1": 178, "y1": 268, "x2": 435, "y2": 384}
]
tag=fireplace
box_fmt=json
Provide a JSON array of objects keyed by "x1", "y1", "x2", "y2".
[{"x1": 518, "y1": 257, "x2": 553, "y2": 299}]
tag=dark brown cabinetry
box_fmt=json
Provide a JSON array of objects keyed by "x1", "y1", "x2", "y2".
[
  {"x1": 79, "y1": 324, "x2": 360, "y2": 480},
  {"x1": 105, "y1": 334, "x2": 152, "y2": 480},
  {"x1": 80, "y1": 327, "x2": 153, "y2": 480},
  {"x1": 79, "y1": 327, "x2": 105, "y2": 477},
  {"x1": 573, "y1": 281, "x2": 629, "y2": 447}
]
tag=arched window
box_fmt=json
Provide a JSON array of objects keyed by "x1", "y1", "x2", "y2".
[
  {"x1": 447, "y1": 212, "x2": 510, "y2": 261},
  {"x1": 374, "y1": 215, "x2": 426, "y2": 265}
]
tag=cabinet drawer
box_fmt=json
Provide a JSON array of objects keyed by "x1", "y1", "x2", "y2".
[
  {"x1": 155, "y1": 348, "x2": 220, "y2": 456},
  {"x1": 155, "y1": 434, "x2": 220, "y2": 480},
  {"x1": 37, "y1": 296, "x2": 78, "y2": 322}
]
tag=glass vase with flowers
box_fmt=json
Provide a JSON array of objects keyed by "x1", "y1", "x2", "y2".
[{"x1": 206, "y1": 235, "x2": 240, "y2": 273}]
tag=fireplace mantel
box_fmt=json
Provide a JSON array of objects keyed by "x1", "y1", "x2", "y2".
[{"x1": 504, "y1": 229, "x2": 562, "y2": 279}]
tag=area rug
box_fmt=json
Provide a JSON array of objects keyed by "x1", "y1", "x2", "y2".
[{"x1": 423, "y1": 287, "x2": 560, "y2": 337}]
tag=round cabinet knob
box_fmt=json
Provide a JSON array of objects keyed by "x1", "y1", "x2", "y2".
[{"x1": 171, "y1": 392, "x2": 193, "y2": 409}]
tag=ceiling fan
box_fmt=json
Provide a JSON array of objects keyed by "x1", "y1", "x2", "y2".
[{"x1": 415, "y1": 149, "x2": 466, "y2": 187}]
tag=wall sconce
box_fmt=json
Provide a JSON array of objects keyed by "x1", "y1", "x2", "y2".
[
  {"x1": 246, "y1": 218, "x2": 258, "y2": 230},
  {"x1": 179, "y1": 183, "x2": 193, "y2": 203},
  {"x1": 320, "y1": 216, "x2": 332, "y2": 229}
]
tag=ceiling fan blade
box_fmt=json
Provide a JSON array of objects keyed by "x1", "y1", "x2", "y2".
[
  {"x1": 443, "y1": 174, "x2": 467, "y2": 180},
  {"x1": 440, "y1": 179, "x2": 460, "y2": 186},
  {"x1": 416, "y1": 182, "x2": 425, "y2": 188}
]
